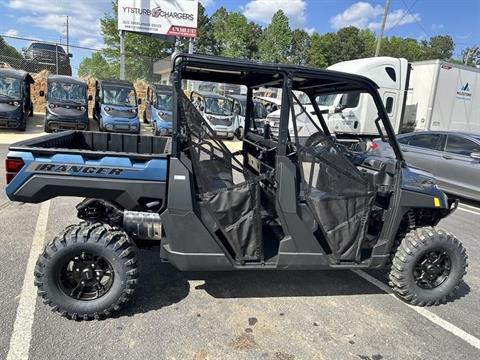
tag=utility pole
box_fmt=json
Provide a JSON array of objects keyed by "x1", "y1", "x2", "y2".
[
  {"x1": 375, "y1": 0, "x2": 391, "y2": 57},
  {"x1": 119, "y1": 30, "x2": 125, "y2": 80},
  {"x1": 66, "y1": 16, "x2": 69, "y2": 55}
]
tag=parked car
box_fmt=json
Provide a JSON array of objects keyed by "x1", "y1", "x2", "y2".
[
  {"x1": 143, "y1": 84, "x2": 173, "y2": 136},
  {"x1": 93, "y1": 79, "x2": 141, "y2": 134},
  {"x1": 39, "y1": 75, "x2": 91, "y2": 132},
  {"x1": 190, "y1": 91, "x2": 235, "y2": 139},
  {"x1": 22, "y1": 42, "x2": 72, "y2": 76},
  {"x1": 369, "y1": 131, "x2": 480, "y2": 201},
  {"x1": 0, "y1": 68, "x2": 34, "y2": 131},
  {"x1": 227, "y1": 94, "x2": 268, "y2": 139}
]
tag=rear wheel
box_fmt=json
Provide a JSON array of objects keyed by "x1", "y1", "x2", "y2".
[
  {"x1": 389, "y1": 227, "x2": 467, "y2": 306},
  {"x1": 34, "y1": 223, "x2": 139, "y2": 320},
  {"x1": 236, "y1": 127, "x2": 244, "y2": 140},
  {"x1": 17, "y1": 118, "x2": 26, "y2": 132}
]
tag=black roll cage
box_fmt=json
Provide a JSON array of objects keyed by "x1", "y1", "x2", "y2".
[{"x1": 171, "y1": 53, "x2": 404, "y2": 162}]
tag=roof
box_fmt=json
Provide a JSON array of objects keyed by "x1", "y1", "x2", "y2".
[
  {"x1": 399, "y1": 131, "x2": 480, "y2": 138},
  {"x1": 173, "y1": 53, "x2": 380, "y2": 96},
  {"x1": 48, "y1": 75, "x2": 86, "y2": 85},
  {"x1": 0, "y1": 68, "x2": 34, "y2": 83},
  {"x1": 97, "y1": 79, "x2": 134, "y2": 87},
  {"x1": 192, "y1": 91, "x2": 230, "y2": 99}
]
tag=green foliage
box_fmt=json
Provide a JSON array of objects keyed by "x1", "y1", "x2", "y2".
[
  {"x1": 258, "y1": 10, "x2": 292, "y2": 63},
  {"x1": 421, "y1": 35, "x2": 454, "y2": 60},
  {"x1": 289, "y1": 29, "x2": 310, "y2": 65},
  {"x1": 0, "y1": 36, "x2": 22, "y2": 60},
  {"x1": 78, "y1": 52, "x2": 117, "y2": 79}
]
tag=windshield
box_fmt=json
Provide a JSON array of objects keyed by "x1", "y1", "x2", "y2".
[
  {"x1": 0, "y1": 76, "x2": 22, "y2": 100},
  {"x1": 205, "y1": 97, "x2": 233, "y2": 116},
  {"x1": 316, "y1": 94, "x2": 337, "y2": 106},
  {"x1": 102, "y1": 86, "x2": 137, "y2": 107},
  {"x1": 156, "y1": 91, "x2": 173, "y2": 111},
  {"x1": 254, "y1": 101, "x2": 267, "y2": 119},
  {"x1": 48, "y1": 81, "x2": 86, "y2": 104}
]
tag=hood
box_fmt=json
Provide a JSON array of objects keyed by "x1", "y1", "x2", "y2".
[
  {"x1": 401, "y1": 166, "x2": 438, "y2": 193},
  {"x1": 158, "y1": 112, "x2": 172, "y2": 122},
  {"x1": 0, "y1": 102, "x2": 22, "y2": 115},
  {"x1": 102, "y1": 105, "x2": 137, "y2": 119}
]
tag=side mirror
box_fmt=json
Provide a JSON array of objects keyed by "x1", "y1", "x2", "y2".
[
  {"x1": 39, "y1": 90, "x2": 45, "y2": 97},
  {"x1": 137, "y1": 98, "x2": 142, "y2": 105},
  {"x1": 470, "y1": 152, "x2": 480, "y2": 160},
  {"x1": 88, "y1": 95, "x2": 93, "y2": 101},
  {"x1": 68, "y1": 53, "x2": 73, "y2": 58}
]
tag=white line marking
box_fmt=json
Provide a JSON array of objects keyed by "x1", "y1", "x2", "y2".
[
  {"x1": 7, "y1": 201, "x2": 50, "y2": 360},
  {"x1": 459, "y1": 203, "x2": 480, "y2": 211},
  {"x1": 352, "y1": 270, "x2": 480, "y2": 351},
  {"x1": 457, "y1": 207, "x2": 480, "y2": 216}
]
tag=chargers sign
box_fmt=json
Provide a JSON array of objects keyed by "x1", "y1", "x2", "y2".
[{"x1": 118, "y1": 0, "x2": 198, "y2": 38}]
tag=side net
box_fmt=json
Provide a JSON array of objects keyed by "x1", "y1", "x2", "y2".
[
  {"x1": 179, "y1": 93, "x2": 263, "y2": 262},
  {"x1": 298, "y1": 133, "x2": 375, "y2": 260}
]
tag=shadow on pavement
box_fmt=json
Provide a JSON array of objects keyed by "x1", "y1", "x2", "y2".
[{"x1": 118, "y1": 250, "x2": 392, "y2": 318}]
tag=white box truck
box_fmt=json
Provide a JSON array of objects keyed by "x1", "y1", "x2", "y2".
[{"x1": 325, "y1": 57, "x2": 480, "y2": 135}]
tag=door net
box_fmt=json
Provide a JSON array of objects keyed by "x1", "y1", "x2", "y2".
[
  {"x1": 178, "y1": 93, "x2": 263, "y2": 262},
  {"x1": 298, "y1": 133, "x2": 376, "y2": 260}
]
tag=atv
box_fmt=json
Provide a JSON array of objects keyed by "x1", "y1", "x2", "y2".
[{"x1": 4, "y1": 54, "x2": 467, "y2": 320}]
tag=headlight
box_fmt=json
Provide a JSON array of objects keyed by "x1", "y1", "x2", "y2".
[
  {"x1": 49, "y1": 103, "x2": 55, "y2": 109},
  {"x1": 13, "y1": 101, "x2": 19, "y2": 106},
  {"x1": 158, "y1": 111, "x2": 165, "y2": 117},
  {"x1": 104, "y1": 106, "x2": 111, "y2": 112},
  {"x1": 131, "y1": 108, "x2": 137, "y2": 114},
  {"x1": 80, "y1": 106, "x2": 86, "y2": 111}
]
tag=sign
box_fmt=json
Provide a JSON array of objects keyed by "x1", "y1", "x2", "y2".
[{"x1": 118, "y1": 0, "x2": 198, "y2": 38}]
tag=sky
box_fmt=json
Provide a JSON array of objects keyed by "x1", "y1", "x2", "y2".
[{"x1": 0, "y1": 0, "x2": 479, "y2": 75}]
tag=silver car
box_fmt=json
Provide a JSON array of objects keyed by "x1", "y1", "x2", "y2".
[{"x1": 369, "y1": 131, "x2": 480, "y2": 201}]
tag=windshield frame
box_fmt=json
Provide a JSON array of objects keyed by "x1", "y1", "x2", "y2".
[{"x1": 101, "y1": 85, "x2": 137, "y2": 107}]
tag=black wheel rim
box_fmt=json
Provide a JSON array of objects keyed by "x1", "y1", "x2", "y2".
[
  {"x1": 58, "y1": 251, "x2": 114, "y2": 301},
  {"x1": 414, "y1": 249, "x2": 451, "y2": 289}
]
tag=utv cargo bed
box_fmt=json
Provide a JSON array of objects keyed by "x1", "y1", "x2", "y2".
[
  {"x1": 6, "y1": 131, "x2": 170, "y2": 210},
  {"x1": 9, "y1": 131, "x2": 171, "y2": 159}
]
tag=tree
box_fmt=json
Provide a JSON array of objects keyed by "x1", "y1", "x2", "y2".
[
  {"x1": 195, "y1": 3, "x2": 217, "y2": 55},
  {"x1": 328, "y1": 26, "x2": 370, "y2": 64},
  {"x1": 462, "y1": 47, "x2": 480, "y2": 66},
  {"x1": 258, "y1": 10, "x2": 292, "y2": 63},
  {"x1": 215, "y1": 12, "x2": 256, "y2": 59},
  {"x1": 0, "y1": 36, "x2": 22, "y2": 59},
  {"x1": 421, "y1": 35, "x2": 454, "y2": 60},
  {"x1": 306, "y1": 32, "x2": 332, "y2": 68},
  {"x1": 78, "y1": 52, "x2": 117, "y2": 79},
  {"x1": 381, "y1": 36, "x2": 424, "y2": 61},
  {"x1": 288, "y1": 29, "x2": 310, "y2": 65}
]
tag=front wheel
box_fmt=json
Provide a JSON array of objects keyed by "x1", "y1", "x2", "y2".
[
  {"x1": 34, "y1": 223, "x2": 139, "y2": 320},
  {"x1": 389, "y1": 227, "x2": 467, "y2": 306}
]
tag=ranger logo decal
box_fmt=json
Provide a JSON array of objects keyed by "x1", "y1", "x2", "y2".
[{"x1": 30, "y1": 163, "x2": 126, "y2": 176}]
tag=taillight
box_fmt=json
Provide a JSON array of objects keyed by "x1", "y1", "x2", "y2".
[
  {"x1": 369, "y1": 142, "x2": 378, "y2": 150},
  {"x1": 5, "y1": 158, "x2": 24, "y2": 184}
]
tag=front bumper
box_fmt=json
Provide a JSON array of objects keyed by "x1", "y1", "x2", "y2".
[
  {"x1": 0, "y1": 115, "x2": 23, "y2": 129},
  {"x1": 46, "y1": 114, "x2": 89, "y2": 131}
]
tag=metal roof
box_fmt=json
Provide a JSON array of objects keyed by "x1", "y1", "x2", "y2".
[
  {"x1": 0, "y1": 68, "x2": 34, "y2": 83},
  {"x1": 48, "y1": 75, "x2": 86, "y2": 85},
  {"x1": 97, "y1": 79, "x2": 134, "y2": 87}
]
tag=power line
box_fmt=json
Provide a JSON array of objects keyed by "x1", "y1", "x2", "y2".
[
  {"x1": 399, "y1": 0, "x2": 432, "y2": 39},
  {"x1": 386, "y1": 0, "x2": 418, "y2": 33}
]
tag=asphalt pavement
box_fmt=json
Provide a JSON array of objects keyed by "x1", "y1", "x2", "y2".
[{"x1": 0, "y1": 117, "x2": 479, "y2": 359}]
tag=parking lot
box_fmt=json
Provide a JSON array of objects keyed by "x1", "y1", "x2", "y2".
[{"x1": 0, "y1": 116, "x2": 479, "y2": 359}]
